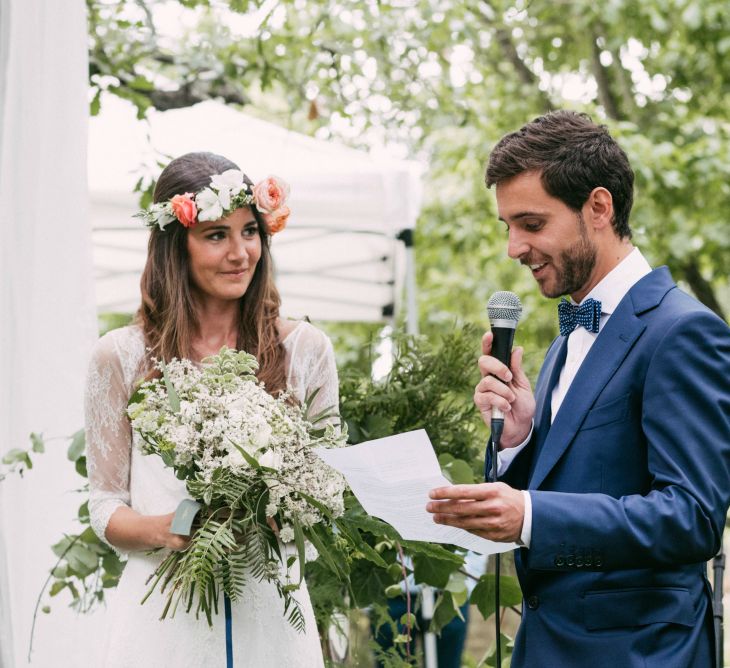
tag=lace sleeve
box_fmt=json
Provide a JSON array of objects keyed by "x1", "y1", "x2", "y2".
[
  {"x1": 286, "y1": 323, "x2": 340, "y2": 426},
  {"x1": 307, "y1": 335, "x2": 340, "y2": 427},
  {"x1": 85, "y1": 328, "x2": 142, "y2": 549}
]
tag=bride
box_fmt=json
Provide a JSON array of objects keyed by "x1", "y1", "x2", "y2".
[{"x1": 85, "y1": 152, "x2": 337, "y2": 667}]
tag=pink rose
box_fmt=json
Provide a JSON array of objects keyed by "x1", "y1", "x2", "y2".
[
  {"x1": 252, "y1": 176, "x2": 290, "y2": 215},
  {"x1": 263, "y1": 206, "x2": 290, "y2": 235},
  {"x1": 170, "y1": 193, "x2": 197, "y2": 227}
]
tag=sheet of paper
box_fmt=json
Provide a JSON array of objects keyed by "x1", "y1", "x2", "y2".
[{"x1": 315, "y1": 429, "x2": 517, "y2": 555}]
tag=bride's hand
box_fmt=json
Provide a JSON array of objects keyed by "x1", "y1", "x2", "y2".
[{"x1": 158, "y1": 512, "x2": 192, "y2": 551}]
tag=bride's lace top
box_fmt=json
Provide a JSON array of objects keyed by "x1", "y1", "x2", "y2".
[{"x1": 85, "y1": 321, "x2": 338, "y2": 548}]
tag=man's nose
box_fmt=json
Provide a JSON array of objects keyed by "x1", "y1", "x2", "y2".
[{"x1": 507, "y1": 228, "x2": 529, "y2": 260}]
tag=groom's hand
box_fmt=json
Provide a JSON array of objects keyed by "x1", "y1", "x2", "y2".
[
  {"x1": 426, "y1": 482, "x2": 524, "y2": 543},
  {"x1": 475, "y1": 331, "x2": 535, "y2": 448}
]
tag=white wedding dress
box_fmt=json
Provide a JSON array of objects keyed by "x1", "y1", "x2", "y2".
[{"x1": 85, "y1": 322, "x2": 337, "y2": 668}]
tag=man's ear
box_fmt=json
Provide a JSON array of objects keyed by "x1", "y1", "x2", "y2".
[{"x1": 584, "y1": 187, "x2": 614, "y2": 231}]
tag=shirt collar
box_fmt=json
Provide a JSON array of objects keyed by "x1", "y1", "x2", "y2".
[{"x1": 578, "y1": 247, "x2": 652, "y2": 316}]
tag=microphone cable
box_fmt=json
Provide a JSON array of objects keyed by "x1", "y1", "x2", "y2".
[
  {"x1": 489, "y1": 418, "x2": 504, "y2": 667},
  {"x1": 485, "y1": 291, "x2": 522, "y2": 668}
]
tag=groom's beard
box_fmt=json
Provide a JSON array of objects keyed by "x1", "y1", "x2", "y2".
[{"x1": 546, "y1": 213, "x2": 597, "y2": 299}]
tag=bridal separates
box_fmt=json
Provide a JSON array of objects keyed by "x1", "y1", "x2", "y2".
[
  {"x1": 86, "y1": 323, "x2": 337, "y2": 667},
  {"x1": 103, "y1": 550, "x2": 322, "y2": 667}
]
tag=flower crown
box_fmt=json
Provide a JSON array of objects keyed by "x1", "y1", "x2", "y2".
[{"x1": 135, "y1": 170, "x2": 291, "y2": 234}]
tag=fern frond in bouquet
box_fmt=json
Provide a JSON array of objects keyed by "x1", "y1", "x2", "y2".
[{"x1": 127, "y1": 347, "x2": 348, "y2": 629}]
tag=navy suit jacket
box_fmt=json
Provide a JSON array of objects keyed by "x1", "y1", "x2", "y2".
[{"x1": 493, "y1": 267, "x2": 730, "y2": 668}]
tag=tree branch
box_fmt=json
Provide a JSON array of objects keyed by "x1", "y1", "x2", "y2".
[
  {"x1": 493, "y1": 28, "x2": 532, "y2": 87},
  {"x1": 144, "y1": 81, "x2": 249, "y2": 111},
  {"x1": 476, "y1": 5, "x2": 552, "y2": 113},
  {"x1": 609, "y1": 47, "x2": 639, "y2": 124},
  {"x1": 681, "y1": 258, "x2": 726, "y2": 321},
  {"x1": 590, "y1": 30, "x2": 623, "y2": 121},
  {"x1": 134, "y1": 0, "x2": 156, "y2": 38}
]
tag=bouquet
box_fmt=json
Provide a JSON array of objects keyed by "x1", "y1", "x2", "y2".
[{"x1": 127, "y1": 347, "x2": 348, "y2": 629}]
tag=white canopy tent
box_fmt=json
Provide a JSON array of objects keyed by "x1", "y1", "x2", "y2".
[{"x1": 89, "y1": 97, "x2": 423, "y2": 327}]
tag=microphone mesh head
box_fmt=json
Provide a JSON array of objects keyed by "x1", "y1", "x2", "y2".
[{"x1": 487, "y1": 291, "x2": 523, "y2": 324}]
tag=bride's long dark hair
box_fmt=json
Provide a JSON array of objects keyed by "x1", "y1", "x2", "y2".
[{"x1": 134, "y1": 152, "x2": 287, "y2": 395}]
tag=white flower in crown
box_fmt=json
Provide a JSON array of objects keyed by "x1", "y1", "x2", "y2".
[
  {"x1": 195, "y1": 187, "x2": 224, "y2": 222},
  {"x1": 136, "y1": 168, "x2": 288, "y2": 232},
  {"x1": 210, "y1": 169, "x2": 247, "y2": 198},
  {"x1": 196, "y1": 170, "x2": 253, "y2": 221}
]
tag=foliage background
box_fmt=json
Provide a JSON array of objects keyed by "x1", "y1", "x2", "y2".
[
  {"x1": 89, "y1": 0, "x2": 729, "y2": 347},
  {"x1": 76, "y1": 0, "x2": 730, "y2": 664}
]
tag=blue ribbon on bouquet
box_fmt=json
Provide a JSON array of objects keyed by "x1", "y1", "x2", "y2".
[
  {"x1": 171, "y1": 501, "x2": 235, "y2": 664},
  {"x1": 225, "y1": 593, "x2": 233, "y2": 667}
]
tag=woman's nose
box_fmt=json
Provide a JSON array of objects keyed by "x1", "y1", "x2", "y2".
[{"x1": 227, "y1": 237, "x2": 248, "y2": 262}]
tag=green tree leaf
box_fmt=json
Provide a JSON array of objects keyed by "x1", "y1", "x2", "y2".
[
  {"x1": 350, "y1": 559, "x2": 390, "y2": 607},
  {"x1": 75, "y1": 456, "x2": 88, "y2": 478},
  {"x1": 442, "y1": 458, "x2": 476, "y2": 484},
  {"x1": 412, "y1": 554, "x2": 455, "y2": 589},
  {"x1": 471, "y1": 573, "x2": 522, "y2": 620},
  {"x1": 49, "y1": 580, "x2": 67, "y2": 597},
  {"x1": 67, "y1": 429, "x2": 85, "y2": 461},
  {"x1": 430, "y1": 590, "x2": 463, "y2": 634},
  {"x1": 30, "y1": 433, "x2": 45, "y2": 453}
]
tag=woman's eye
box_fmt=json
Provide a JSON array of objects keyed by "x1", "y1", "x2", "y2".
[
  {"x1": 207, "y1": 232, "x2": 225, "y2": 241},
  {"x1": 243, "y1": 226, "x2": 257, "y2": 237}
]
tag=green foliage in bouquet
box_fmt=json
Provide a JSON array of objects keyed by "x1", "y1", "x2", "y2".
[{"x1": 127, "y1": 347, "x2": 351, "y2": 630}]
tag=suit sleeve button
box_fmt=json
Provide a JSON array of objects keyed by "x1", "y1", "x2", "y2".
[
  {"x1": 526, "y1": 595, "x2": 540, "y2": 610},
  {"x1": 554, "y1": 556, "x2": 565, "y2": 567},
  {"x1": 566, "y1": 555, "x2": 575, "y2": 567}
]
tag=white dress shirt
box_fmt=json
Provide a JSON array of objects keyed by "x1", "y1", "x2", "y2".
[{"x1": 498, "y1": 247, "x2": 652, "y2": 546}]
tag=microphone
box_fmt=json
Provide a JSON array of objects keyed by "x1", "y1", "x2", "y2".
[
  {"x1": 486, "y1": 291, "x2": 523, "y2": 434},
  {"x1": 485, "y1": 291, "x2": 522, "y2": 668}
]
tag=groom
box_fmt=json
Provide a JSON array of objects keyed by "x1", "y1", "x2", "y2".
[{"x1": 426, "y1": 111, "x2": 730, "y2": 667}]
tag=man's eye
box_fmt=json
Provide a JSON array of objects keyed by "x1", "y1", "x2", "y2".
[{"x1": 524, "y1": 221, "x2": 543, "y2": 232}]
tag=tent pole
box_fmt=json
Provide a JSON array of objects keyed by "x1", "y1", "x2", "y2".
[
  {"x1": 397, "y1": 229, "x2": 418, "y2": 336},
  {"x1": 397, "y1": 228, "x2": 437, "y2": 667}
]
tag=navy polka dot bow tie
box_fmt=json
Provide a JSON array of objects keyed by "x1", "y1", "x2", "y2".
[{"x1": 557, "y1": 297, "x2": 602, "y2": 336}]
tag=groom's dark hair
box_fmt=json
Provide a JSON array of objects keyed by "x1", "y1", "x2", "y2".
[{"x1": 485, "y1": 110, "x2": 634, "y2": 239}]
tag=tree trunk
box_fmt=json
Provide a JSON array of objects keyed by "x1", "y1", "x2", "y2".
[
  {"x1": 589, "y1": 31, "x2": 623, "y2": 121},
  {"x1": 681, "y1": 259, "x2": 727, "y2": 321}
]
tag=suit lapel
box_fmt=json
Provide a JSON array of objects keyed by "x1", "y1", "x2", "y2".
[
  {"x1": 532, "y1": 336, "x2": 567, "y2": 462},
  {"x1": 526, "y1": 267, "x2": 677, "y2": 490}
]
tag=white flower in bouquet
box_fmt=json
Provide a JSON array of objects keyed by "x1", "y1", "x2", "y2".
[{"x1": 127, "y1": 347, "x2": 348, "y2": 629}]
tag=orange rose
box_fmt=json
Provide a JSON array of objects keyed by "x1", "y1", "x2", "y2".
[
  {"x1": 263, "y1": 206, "x2": 290, "y2": 234},
  {"x1": 170, "y1": 193, "x2": 197, "y2": 228},
  {"x1": 252, "y1": 176, "x2": 290, "y2": 215}
]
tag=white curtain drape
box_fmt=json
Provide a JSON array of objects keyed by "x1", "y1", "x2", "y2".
[{"x1": 0, "y1": 1, "x2": 100, "y2": 666}]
